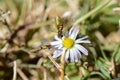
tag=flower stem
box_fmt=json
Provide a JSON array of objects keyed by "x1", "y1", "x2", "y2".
[
  {"x1": 73, "y1": 0, "x2": 112, "y2": 26},
  {"x1": 59, "y1": 50, "x2": 66, "y2": 80}
]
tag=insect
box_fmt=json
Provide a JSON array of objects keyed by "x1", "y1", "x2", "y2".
[{"x1": 55, "y1": 16, "x2": 64, "y2": 38}]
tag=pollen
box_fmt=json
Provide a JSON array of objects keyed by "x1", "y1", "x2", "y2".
[{"x1": 62, "y1": 38, "x2": 74, "y2": 49}]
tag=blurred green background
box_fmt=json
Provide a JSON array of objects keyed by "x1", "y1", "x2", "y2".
[{"x1": 0, "y1": 0, "x2": 120, "y2": 80}]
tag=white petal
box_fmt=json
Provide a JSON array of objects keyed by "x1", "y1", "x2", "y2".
[
  {"x1": 77, "y1": 36, "x2": 88, "y2": 41},
  {"x1": 50, "y1": 41, "x2": 62, "y2": 46},
  {"x1": 62, "y1": 36, "x2": 65, "y2": 40},
  {"x1": 75, "y1": 40, "x2": 91, "y2": 44},
  {"x1": 75, "y1": 44, "x2": 88, "y2": 55},
  {"x1": 54, "y1": 35, "x2": 61, "y2": 41},
  {"x1": 65, "y1": 50, "x2": 70, "y2": 62},
  {"x1": 69, "y1": 27, "x2": 79, "y2": 40},
  {"x1": 58, "y1": 44, "x2": 63, "y2": 49},
  {"x1": 70, "y1": 48, "x2": 75, "y2": 62},
  {"x1": 52, "y1": 49, "x2": 63, "y2": 58},
  {"x1": 54, "y1": 44, "x2": 62, "y2": 48},
  {"x1": 69, "y1": 27, "x2": 74, "y2": 35},
  {"x1": 73, "y1": 48, "x2": 78, "y2": 62},
  {"x1": 75, "y1": 48, "x2": 82, "y2": 59}
]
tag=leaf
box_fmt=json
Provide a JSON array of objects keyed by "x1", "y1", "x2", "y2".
[
  {"x1": 89, "y1": 47, "x2": 97, "y2": 61},
  {"x1": 90, "y1": 71, "x2": 106, "y2": 79},
  {"x1": 115, "y1": 48, "x2": 120, "y2": 63},
  {"x1": 0, "y1": 43, "x2": 6, "y2": 51},
  {"x1": 71, "y1": 76, "x2": 82, "y2": 80},
  {"x1": 0, "y1": 43, "x2": 9, "y2": 52},
  {"x1": 100, "y1": 68, "x2": 111, "y2": 80},
  {"x1": 100, "y1": 46, "x2": 108, "y2": 61},
  {"x1": 87, "y1": 78, "x2": 101, "y2": 80},
  {"x1": 65, "y1": 63, "x2": 77, "y2": 76},
  {"x1": 100, "y1": 16, "x2": 120, "y2": 24}
]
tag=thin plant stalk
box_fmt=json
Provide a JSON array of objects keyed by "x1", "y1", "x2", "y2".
[
  {"x1": 73, "y1": 0, "x2": 112, "y2": 26},
  {"x1": 13, "y1": 61, "x2": 17, "y2": 80},
  {"x1": 48, "y1": 55, "x2": 61, "y2": 71}
]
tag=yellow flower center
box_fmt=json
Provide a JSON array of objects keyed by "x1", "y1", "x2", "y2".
[{"x1": 62, "y1": 38, "x2": 74, "y2": 49}]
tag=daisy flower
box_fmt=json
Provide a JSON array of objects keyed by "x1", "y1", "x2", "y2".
[{"x1": 50, "y1": 27, "x2": 91, "y2": 62}]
